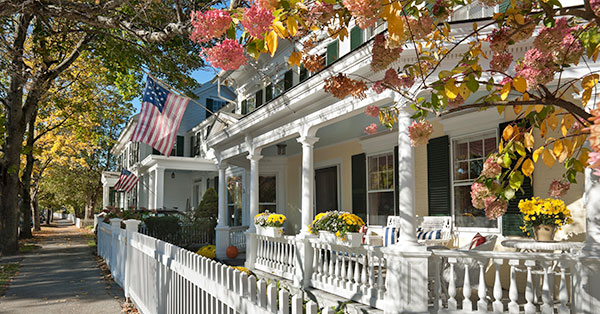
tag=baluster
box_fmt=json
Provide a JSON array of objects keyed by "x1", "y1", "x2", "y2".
[
  {"x1": 447, "y1": 258, "x2": 458, "y2": 310},
  {"x1": 283, "y1": 241, "x2": 289, "y2": 271},
  {"x1": 368, "y1": 250, "x2": 375, "y2": 297},
  {"x1": 288, "y1": 241, "x2": 294, "y2": 272},
  {"x1": 340, "y1": 251, "x2": 347, "y2": 288},
  {"x1": 541, "y1": 261, "x2": 553, "y2": 314},
  {"x1": 322, "y1": 245, "x2": 329, "y2": 281},
  {"x1": 317, "y1": 244, "x2": 324, "y2": 281},
  {"x1": 508, "y1": 259, "x2": 520, "y2": 314},
  {"x1": 328, "y1": 246, "x2": 335, "y2": 284},
  {"x1": 257, "y1": 237, "x2": 262, "y2": 265},
  {"x1": 361, "y1": 253, "x2": 368, "y2": 293},
  {"x1": 334, "y1": 250, "x2": 341, "y2": 284},
  {"x1": 525, "y1": 260, "x2": 536, "y2": 314},
  {"x1": 558, "y1": 262, "x2": 569, "y2": 314},
  {"x1": 377, "y1": 253, "x2": 385, "y2": 299},
  {"x1": 492, "y1": 259, "x2": 504, "y2": 313},
  {"x1": 463, "y1": 259, "x2": 472, "y2": 311},
  {"x1": 312, "y1": 243, "x2": 318, "y2": 281},
  {"x1": 347, "y1": 253, "x2": 354, "y2": 290},
  {"x1": 353, "y1": 253, "x2": 361, "y2": 290},
  {"x1": 477, "y1": 259, "x2": 487, "y2": 312},
  {"x1": 278, "y1": 242, "x2": 283, "y2": 270},
  {"x1": 432, "y1": 256, "x2": 442, "y2": 311}
]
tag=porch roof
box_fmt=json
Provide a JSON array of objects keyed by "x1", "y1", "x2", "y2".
[{"x1": 137, "y1": 155, "x2": 217, "y2": 173}]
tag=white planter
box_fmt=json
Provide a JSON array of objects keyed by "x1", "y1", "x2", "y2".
[
  {"x1": 340, "y1": 232, "x2": 363, "y2": 247},
  {"x1": 256, "y1": 226, "x2": 283, "y2": 238},
  {"x1": 319, "y1": 231, "x2": 337, "y2": 243}
]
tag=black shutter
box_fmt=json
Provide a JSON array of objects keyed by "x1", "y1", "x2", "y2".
[
  {"x1": 152, "y1": 148, "x2": 161, "y2": 155},
  {"x1": 176, "y1": 136, "x2": 184, "y2": 156},
  {"x1": 284, "y1": 70, "x2": 293, "y2": 91},
  {"x1": 214, "y1": 176, "x2": 219, "y2": 192},
  {"x1": 265, "y1": 84, "x2": 273, "y2": 102},
  {"x1": 351, "y1": 153, "x2": 367, "y2": 222},
  {"x1": 299, "y1": 65, "x2": 308, "y2": 82},
  {"x1": 394, "y1": 146, "x2": 399, "y2": 213},
  {"x1": 255, "y1": 89, "x2": 263, "y2": 108},
  {"x1": 241, "y1": 99, "x2": 248, "y2": 114},
  {"x1": 206, "y1": 98, "x2": 214, "y2": 118},
  {"x1": 499, "y1": 121, "x2": 532, "y2": 236},
  {"x1": 427, "y1": 136, "x2": 451, "y2": 216}
]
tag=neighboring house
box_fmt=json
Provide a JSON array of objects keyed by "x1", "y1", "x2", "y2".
[{"x1": 101, "y1": 82, "x2": 236, "y2": 212}]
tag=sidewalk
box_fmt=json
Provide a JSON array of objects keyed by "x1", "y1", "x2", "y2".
[{"x1": 0, "y1": 219, "x2": 124, "y2": 314}]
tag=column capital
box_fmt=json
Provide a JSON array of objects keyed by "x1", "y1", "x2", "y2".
[
  {"x1": 297, "y1": 135, "x2": 319, "y2": 147},
  {"x1": 217, "y1": 161, "x2": 228, "y2": 170},
  {"x1": 247, "y1": 153, "x2": 263, "y2": 162}
]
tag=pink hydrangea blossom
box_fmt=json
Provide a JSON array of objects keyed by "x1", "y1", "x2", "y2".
[
  {"x1": 554, "y1": 34, "x2": 584, "y2": 64},
  {"x1": 372, "y1": 81, "x2": 386, "y2": 94},
  {"x1": 479, "y1": 0, "x2": 504, "y2": 6},
  {"x1": 408, "y1": 120, "x2": 433, "y2": 147},
  {"x1": 190, "y1": 9, "x2": 232, "y2": 43},
  {"x1": 534, "y1": 18, "x2": 572, "y2": 53},
  {"x1": 511, "y1": 20, "x2": 536, "y2": 42},
  {"x1": 588, "y1": 151, "x2": 600, "y2": 168},
  {"x1": 432, "y1": 0, "x2": 452, "y2": 21},
  {"x1": 490, "y1": 51, "x2": 513, "y2": 72},
  {"x1": 255, "y1": 0, "x2": 279, "y2": 11},
  {"x1": 370, "y1": 34, "x2": 403, "y2": 72},
  {"x1": 400, "y1": 75, "x2": 415, "y2": 89},
  {"x1": 487, "y1": 27, "x2": 510, "y2": 53},
  {"x1": 343, "y1": 0, "x2": 382, "y2": 29},
  {"x1": 364, "y1": 123, "x2": 378, "y2": 135},
  {"x1": 307, "y1": 2, "x2": 335, "y2": 26},
  {"x1": 406, "y1": 16, "x2": 434, "y2": 40},
  {"x1": 548, "y1": 179, "x2": 571, "y2": 198},
  {"x1": 203, "y1": 39, "x2": 247, "y2": 71},
  {"x1": 481, "y1": 154, "x2": 502, "y2": 178},
  {"x1": 484, "y1": 196, "x2": 508, "y2": 220},
  {"x1": 364, "y1": 105, "x2": 380, "y2": 117},
  {"x1": 471, "y1": 182, "x2": 492, "y2": 209},
  {"x1": 515, "y1": 48, "x2": 557, "y2": 88},
  {"x1": 592, "y1": 0, "x2": 600, "y2": 16},
  {"x1": 241, "y1": 5, "x2": 274, "y2": 39}
]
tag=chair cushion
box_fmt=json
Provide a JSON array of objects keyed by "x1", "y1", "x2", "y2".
[
  {"x1": 383, "y1": 226, "x2": 399, "y2": 246},
  {"x1": 417, "y1": 228, "x2": 442, "y2": 240},
  {"x1": 469, "y1": 233, "x2": 486, "y2": 249}
]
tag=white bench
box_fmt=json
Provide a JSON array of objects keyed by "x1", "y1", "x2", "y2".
[{"x1": 365, "y1": 216, "x2": 454, "y2": 246}]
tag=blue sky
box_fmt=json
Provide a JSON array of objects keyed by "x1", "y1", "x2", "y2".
[{"x1": 131, "y1": 68, "x2": 218, "y2": 112}]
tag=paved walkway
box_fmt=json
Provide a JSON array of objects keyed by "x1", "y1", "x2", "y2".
[{"x1": 0, "y1": 219, "x2": 124, "y2": 314}]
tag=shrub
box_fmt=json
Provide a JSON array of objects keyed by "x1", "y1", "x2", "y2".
[
  {"x1": 193, "y1": 188, "x2": 218, "y2": 232},
  {"x1": 143, "y1": 216, "x2": 181, "y2": 239}
]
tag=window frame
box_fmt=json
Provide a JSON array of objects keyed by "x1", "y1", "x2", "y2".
[
  {"x1": 226, "y1": 175, "x2": 243, "y2": 226},
  {"x1": 365, "y1": 151, "x2": 396, "y2": 226},
  {"x1": 450, "y1": 129, "x2": 502, "y2": 233},
  {"x1": 258, "y1": 175, "x2": 277, "y2": 213}
]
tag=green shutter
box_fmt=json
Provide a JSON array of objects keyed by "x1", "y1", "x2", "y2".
[
  {"x1": 241, "y1": 99, "x2": 248, "y2": 114},
  {"x1": 499, "y1": 0, "x2": 510, "y2": 13},
  {"x1": 499, "y1": 121, "x2": 532, "y2": 236},
  {"x1": 284, "y1": 70, "x2": 293, "y2": 91},
  {"x1": 265, "y1": 84, "x2": 273, "y2": 102},
  {"x1": 176, "y1": 136, "x2": 184, "y2": 157},
  {"x1": 350, "y1": 27, "x2": 363, "y2": 50},
  {"x1": 394, "y1": 146, "x2": 399, "y2": 212},
  {"x1": 427, "y1": 136, "x2": 451, "y2": 216},
  {"x1": 255, "y1": 89, "x2": 263, "y2": 107},
  {"x1": 326, "y1": 40, "x2": 339, "y2": 65},
  {"x1": 351, "y1": 153, "x2": 367, "y2": 222}
]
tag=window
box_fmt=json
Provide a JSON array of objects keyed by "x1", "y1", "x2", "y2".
[
  {"x1": 259, "y1": 176, "x2": 276, "y2": 212},
  {"x1": 299, "y1": 64, "x2": 308, "y2": 82},
  {"x1": 273, "y1": 78, "x2": 285, "y2": 98},
  {"x1": 109, "y1": 187, "x2": 116, "y2": 207},
  {"x1": 206, "y1": 98, "x2": 214, "y2": 117},
  {"x1": 255, "y1": 89, "x2": 263, "y2": 108},
  {"x1": 192, "y1": 132, "x2": 201, "y2": 157},
  {"x1": 452, "y1": 131, "x2": 498, "y2": 229},
  {"x1": 265, "y1": 84, "x2": 273, "y2": 102},
  {"x1": 227, "y1": 176, "x2": 243, "y2": 226},
  {"x1": 326, "y1": 40, "x2": 339, "y2": 65},
  {"x1": 284, "y1": 70, "x2": 293, "y2": 91},
  {"x1": 350, "y1": 27, "x2": 363, "y2": 50},
  {"x1": 367, "y1": 152, "x2": 395, "y2": 225}
]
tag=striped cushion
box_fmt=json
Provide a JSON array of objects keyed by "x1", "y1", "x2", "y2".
[
  {"x1": 416, "y1": 228, "x2": 442, "y2": 240},
  {"x1": 383, "y1": 226, "x2": 399, "y2": 246},
  {"x1": 360, "y1": 225, "x2": 368, "y2": 244}
]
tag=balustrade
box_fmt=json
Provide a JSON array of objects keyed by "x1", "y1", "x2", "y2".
[{"x1": 255, "y1": 235, "x2": 297, "y2": 280}]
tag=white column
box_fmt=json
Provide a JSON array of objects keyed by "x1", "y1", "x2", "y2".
[
  {"x1": 215, "y1": 162, "x2": 229, "y2": 260},
  {"x1": 246, "y1": 152, "x2": 262, "y2": 269},
  {"x1": 102, "y1": 184, "x2": 110, "y2": 209},
  {"x1": 395, "y1": 109, "x2": 419, "y2": 246},
  {"x1": 154, "y1": 167, "x2": 164, "y2": 210},
  {"x1": 297, "y1": 135, "x2": 319, "y2": 234}
]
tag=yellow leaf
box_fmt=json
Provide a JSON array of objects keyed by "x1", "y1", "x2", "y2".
[
  {"x1": 522, "y1": 158, "x2": 534, "y2": 177},
  {"x1": 265, "y1": 30, "x2": 278, "y2": 57},
  {"x1": 287, "y1": 17, "x2": 298, "y2": 37},
  {"x1": 514, "y1": 14, "x2": 525, "y2": 25},
  {"x1": 581, "y1": 74, "x2": 599, "y2": 90},
  {"x1": 533, "y1": 146, "x2": 543, "y2": 162},
  {"x1": 502, "y1": 125, "x2": 514, "y2": 141},
  {"x1": 561, "y1": 114, "x2": 574, "y2": 136},
  {"x1": 273, "y1": 20, "x2": 288, "y2": 38},
  {"x1": 543, "y1": 148, "x2": 556, "y2": 168},
  {"x1": 288, "y1": 51, "x2": 301, "y2": 67},
  {"x1": 380, "y1": 1, "x2": 405, "y2": 44},
  {"x1": 540, "y1": 120, "x2": 547, "y2": 138},
  {"x1": 579, "y1": 148, "x2": 590, "y2": 166},
  {"x1": 523, "y1": 92, "x2": 530, "y2": 101},
  {"x1": 582, "y1": 88, "x2": 592, "y2": 107},
  {"x1": 500, "y1": 82, "x2": 511, "y2": 100},
  {"x1": 513, "y1": 77, "x2": 527, "y2": 93},
  {"x1": 524, "y1": 132, "x2": 534, "y2": 150},
  {"x1": 459, "y1": 83, "x2": 470, "y2": 99},
  {"x1": 513, "y1": 104, "x2": 522, "y2": 114},
  {"x1": 553, "y1": 140, "x2": 563, "y2": 158},
  {"x1": 445, "y1": 78, "x2": 459, "y2": 99},
  {"x1": 535, "y1": 104, "x2": 544, "y2": 113},
  {"x1": 497, "y1": 105, "x2": 506, "y2": 115},
  {"x1": 547, "y1": 113, "x2": 558, "y2": 130}
]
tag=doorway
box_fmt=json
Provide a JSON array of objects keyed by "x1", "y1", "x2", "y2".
[{"x1": 315, "y1": 166, "x2": 339, "y2": 214}]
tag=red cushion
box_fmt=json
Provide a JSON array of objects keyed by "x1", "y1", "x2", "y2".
[
  {"x1": 360, "y1": 225, "x2": 368, "y2": 244},
  {"x1": 469, "y1": 233, "x2": 486, "y2": 249}
]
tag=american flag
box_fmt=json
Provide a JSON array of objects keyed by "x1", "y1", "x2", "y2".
[
  {"x1": 130, "y1": 77, "x2": 190, "y2": 156},
  {"x1": 114, "y1": 169, "x2": 139, "y2": 193}
]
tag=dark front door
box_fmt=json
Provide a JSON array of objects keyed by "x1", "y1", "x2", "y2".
[{"x1": 315, "y1": 166, "x2": 338, "y2": 214}]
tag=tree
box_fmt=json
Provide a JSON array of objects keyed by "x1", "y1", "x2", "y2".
[
  {"x1": 0, "y1": 0, "x2": 210, "y2": 255},
  {"x1": 190, "y1": 0, "x2": 600, "y2": 220}
]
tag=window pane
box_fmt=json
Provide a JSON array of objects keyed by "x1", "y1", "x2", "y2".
[
  {"x1": 259, "y1": 176, "x2": 276, "y2": 203},
  {"x1": 369, "y1": 173, "x2": 379, "y2": 190},
  {"x1": 227, "y1": 176, "x2": 242, "y2": 206},
  {"x1": 484, "y1": 137, "x2": 496, "y2": 156},
  {"x1": 368, "y1": 191, "x2": 395, "y2": 225},
  {"x1": 454, "y1": 186, "x2": 497, "y2": 228},
  {"x1": 454, "y1": 142, "x2": 468, "y2": 160},
  {"x1": 469, "y1": 140, "x2": 483, "y2": 158},
  {"x1": 454, "y1": 161, "x2": 469, "y2": 181},
  {"x1": 469, "y1": 159, "x2": 484, "y2": 179}
]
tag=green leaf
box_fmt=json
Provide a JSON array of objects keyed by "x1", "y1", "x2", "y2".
[
  {"x1": 515, "y1": 141, "x2": 526, "y2": 156},
  {"x1": 509, "y1": 171, "x2": 524, "y2": 190},
  {"x1": 466, "y1": 75, "x2": 479, "y2": 92},
  {"x1": 503, "y1": 153, "x2": 512, "y2": 168}
]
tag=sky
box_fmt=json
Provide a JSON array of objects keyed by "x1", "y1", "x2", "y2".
[{"x1": 130, "y1": 67, "x2": 218, "y2": 112}]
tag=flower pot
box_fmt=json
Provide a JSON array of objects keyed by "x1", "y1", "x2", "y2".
[
  {"x1": 534, "y1": 224, "x2": 556, "y2": 241},
  {"x1": 257, "y1": 226, "x2": 283, "y2": 238},
  {"x1": 319, "y1": 231, "x2": 337, "y2": 243},
  {"x1": 340, "y1": 232, "x2": 363, "y2": 247}
]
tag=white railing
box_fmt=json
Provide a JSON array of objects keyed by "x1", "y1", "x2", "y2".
[
  {"x1": 255, "y1": 235, "x2": 297, "y2": 281},
  {"x1": 229, "y1": 226, "x2": 248, "y2": 252},
  {"x1": 97, "y1": 219, "x2": 339, "y2": 314},
  {"x1": 429, "y1": 249, "x2": 577, "y2": 313},
  {"x1": 309, "y1": 240, "x2": 387, "y2": 310},
  {"x1": 138, "y1": 224, "x2": 214, "y2": 248}
]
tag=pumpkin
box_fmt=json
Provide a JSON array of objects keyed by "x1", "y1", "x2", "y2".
[{"x1": 226, "y1": 246, "x2": 238, "y2": 259}]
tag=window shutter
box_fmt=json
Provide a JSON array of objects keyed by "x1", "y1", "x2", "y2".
[
  {"x1": 176, "y1": 136, "x2": 184, "y2": 156},
  {"x1": 241, "y1": 99, "x2": 248, "y2": 114},
  {"x1": 394, "y1": 146, "x2": 399, "y2": 212},
  {"x1": 284, "y1": 70, "x2": 293, "y2": 91},
  {"x1": 214, "y1": 176, "x2": 219, "y2": 192},
  {"x1": 427, "y1": 136, "x2": 451, "y2": 216},
  {"x1": 265, "y1": 84, "x2": 273, "y2": 102},
  {"x1": 499, "y1": 0, "x2": 510, "y2": 13},
  {"x1": 351, "y1": 153, "x2": 367, "y2": 222},
  {"x1": 152, "y1": 148, "x2": 161, "y2": 155},
  {"x1": 255, "y1": 89, "x2": 263, "y2": 108},
  {"x1": 299, "y1": 64, "x2": 308, "y2": 82},
  {"x1": 206, "y1": 98, "x2": 214, "y2": 118},
  {"x1": 350, "y1": 27, "x2": 363, "y2": 50},
  {"x1": 499, "y1": 121, "x2": 532, "y2": 236},
  {"x1": 326, "y1": 40, "x2": 339, "y2": 65}
]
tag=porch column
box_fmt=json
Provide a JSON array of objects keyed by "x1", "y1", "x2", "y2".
[
  {"x1": 297, "y1": 135, "x2": 319, "y2": 234},
  {"x1": 215, "y1": 162, "x2": 229, "y2": 260},
  {"x1": 576, "y1": 168, "x2": 600, "y2": 313},
  {"x1": 395, "y1": 108, "x2": 418, "y2": 246},
  {"x1": 245, "y1": 152, "x2": 262, "y2": 269},
  {"x1": 153, "y1": 167, "x2": 164, "y2": 210}
]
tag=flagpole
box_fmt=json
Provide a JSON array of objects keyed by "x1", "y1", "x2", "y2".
[{"x1": 140, "y1": 68, "x2": 230, "y2": 127}]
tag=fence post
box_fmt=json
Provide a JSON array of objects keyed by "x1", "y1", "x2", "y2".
[
  {"x1": 293, "y1": 234, "x2": 315, "y2": 289},
  {"x1": 382, "y1": 246, "x2": 431, "y2": 314},
  {"x1": 123, "y1": 219, "x2": 141, "y2": 299},
  {"x1": 109, "y1": 218, "x2": 122, "y2": 274},
  {"x1": 215, "y1": 225, "x2": 231, "y2": 260}
]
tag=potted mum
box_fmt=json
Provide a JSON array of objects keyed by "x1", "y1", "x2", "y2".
[
  {"x1": 254, "y1": 211, "x2": 286, "y2": 237},
  {"x1": 518, "y1": 197, "x2": 573, "y2": 241},
  {"x1": 309, "y1": 211, "x2": 365, "y2": 247}
]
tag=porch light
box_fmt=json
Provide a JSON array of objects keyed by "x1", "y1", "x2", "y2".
[
  {"x1": 276, "y1": 144, "x2": 287, "y2": 155},
  {"x1": 171, "y1": 171, "x2": 175, "y2": 179}
]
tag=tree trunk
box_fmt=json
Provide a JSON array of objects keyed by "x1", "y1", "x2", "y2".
[
  {"x1": 32, "y1": 190, "x2": 40, "y2": 231},
  {"x1": 19, "y1": 111, "x2": 37, "y2": 239}
]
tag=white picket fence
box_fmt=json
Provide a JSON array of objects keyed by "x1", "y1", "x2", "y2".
[{"x1": 97, "y1": 219, "x2": 336, "y2": 314}]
